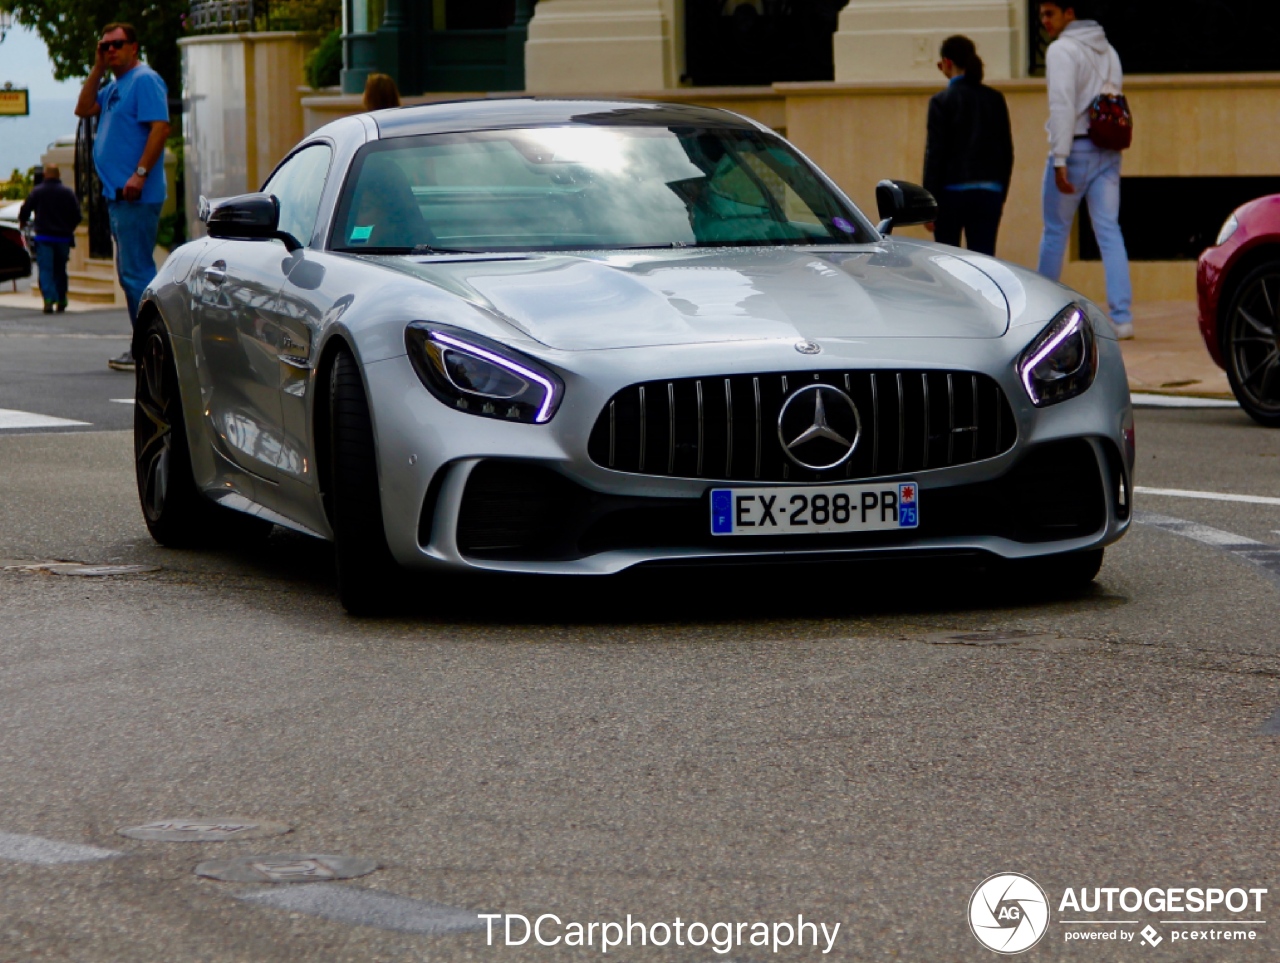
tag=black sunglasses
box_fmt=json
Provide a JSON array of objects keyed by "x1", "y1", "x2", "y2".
[{"x1": 98, "y1": 39, "x2": 131, "y2": 52}]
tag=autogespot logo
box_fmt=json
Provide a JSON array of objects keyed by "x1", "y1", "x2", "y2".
[{"x1": 969, "y1": 873, "x2": 1051, "y2": 954}]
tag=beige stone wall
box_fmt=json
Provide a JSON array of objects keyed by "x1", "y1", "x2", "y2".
[
  {"x1": 178, "y1": 32, "x2": 317, "y2": 237},
  {"x1": 525, "y1": 0, "x2": 683, "y2": 92}
]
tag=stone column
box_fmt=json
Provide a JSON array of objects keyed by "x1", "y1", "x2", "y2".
[
  {"x1": 524, "y1": 0, "x2": 684, "y2": 93},
  {"x1": 833, "y1": 0, "x2": 1022, "y2": 83}
]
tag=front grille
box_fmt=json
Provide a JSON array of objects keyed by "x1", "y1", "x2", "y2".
[{"x1": 589, "y1": 370, "x2": 1017, "y2": 483}]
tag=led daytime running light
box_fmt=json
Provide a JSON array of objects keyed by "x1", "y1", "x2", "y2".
[
  {"x1": 428, "y1": 331, "x2": 558, "y2": 424},
  {"x1": 1020, "y1": 307, "x2": 1083, "y2": 405}
]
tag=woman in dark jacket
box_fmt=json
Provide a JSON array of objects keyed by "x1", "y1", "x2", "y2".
[{"x1": 923, "y1": 36, "x2": 1014, "y2": 256}]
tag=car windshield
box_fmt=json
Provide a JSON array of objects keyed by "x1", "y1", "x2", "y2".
[{"x1": 331, "y1": 124, "x2": 876, "y2": 253}]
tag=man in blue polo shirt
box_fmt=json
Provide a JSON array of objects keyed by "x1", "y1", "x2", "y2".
[{"x1": 74, "y1": 22, "x2": 171, "y2": 371}]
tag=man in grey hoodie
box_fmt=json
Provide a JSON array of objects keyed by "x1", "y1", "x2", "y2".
[{"x1": 1036, "y1": 1, "x2": 1134, "y2": 338}]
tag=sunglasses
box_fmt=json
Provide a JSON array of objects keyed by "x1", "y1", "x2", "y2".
[{"x1": 98, "y1": 39, "x2": 131, "y2": 52}]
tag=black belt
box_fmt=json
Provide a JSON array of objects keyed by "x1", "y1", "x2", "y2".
[{"x1": 1073, "y1": 134, "x2": 1092, "y2": 140}]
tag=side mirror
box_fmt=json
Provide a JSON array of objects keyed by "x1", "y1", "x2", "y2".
[
  {"x1": 204, "y1": 192, "x2": 302, "y2": 252},
  {"x1": 875, "y1": 180, "x2": 938, "y2": 235}
]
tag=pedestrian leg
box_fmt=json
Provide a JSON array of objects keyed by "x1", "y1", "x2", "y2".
[
  {"x1": 53, "y1": 242, "x2": 71, "y2": 310},
  {"x1": 933, "y1": 193, "x2": 963, "y2": 248},
  {"x1": 107, "y1": 201, "x2": 162, "y2": 332},
  {"x1": 963, "y1": 192, "x2": 1004, "y2": 257},
  {"x1": 1083, "y1": 152, "x2": 1133, "y2": 331},
  {"x1": 35, "y1": 242, "x2": 56, "y2": 312},
  {"x1": 1037, "y1": 154, "x2": 1086, "y2": 282}
]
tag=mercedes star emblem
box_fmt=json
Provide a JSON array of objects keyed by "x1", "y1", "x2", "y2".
[
  {"x1": 794, "y1": 340, "x2": 822, "y2": 355},
  {"x1": 777, "y1": 384, "x2": 861, "y2": 471}
]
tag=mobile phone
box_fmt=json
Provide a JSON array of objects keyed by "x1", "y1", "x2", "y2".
[{"x1": 115, "y1": 188, "x2": 124, "y2": 201}]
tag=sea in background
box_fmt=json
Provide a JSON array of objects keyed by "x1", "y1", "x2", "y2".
[{"x1": 0, "y1": 98, "x2": 80, "y2": 180}]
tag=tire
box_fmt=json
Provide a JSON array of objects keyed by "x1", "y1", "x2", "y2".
[
  {"x1": 1222, "y1": 260, "x2": 1280, "y2": 427},
  {"x1": 1017, "y1": 548, "x2": 1105, "y2": 589},
  {"x1": 328, "y1": 348, "x2": 402, "y2": 614},
  {"x1": 134, "y1": 312, "x2": 272, "y2": 547}
]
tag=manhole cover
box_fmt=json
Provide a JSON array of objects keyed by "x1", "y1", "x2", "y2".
[
  {"x1": 117, "y1": 819, "x2": 292, "y2": 842},
  {"x1": 195, "y1": 855, "x2": 379, "y2": 883}
]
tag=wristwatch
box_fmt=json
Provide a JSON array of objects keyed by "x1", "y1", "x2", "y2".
[{"x1": 135, "y1": 165, "x2": 149, "y2": 178}]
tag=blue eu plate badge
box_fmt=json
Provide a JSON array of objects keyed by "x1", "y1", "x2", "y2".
[{"x1": 711, "y1": 490, "x2": 734, "y2": 535}]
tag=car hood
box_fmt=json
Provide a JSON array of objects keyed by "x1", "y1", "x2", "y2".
[{"x1": 383, "y1": 242, "x2": 1011, "y2": 351}]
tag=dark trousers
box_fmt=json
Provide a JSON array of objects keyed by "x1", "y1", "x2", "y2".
[
  {"x1": 933, "y1": 189, "x2": 1005, "y2": 256},
  {"x1": 35, "y1": 241, "x2": 72, "y2": 305}
]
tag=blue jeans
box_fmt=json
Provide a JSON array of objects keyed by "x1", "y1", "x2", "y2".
[
  {"x1": 107, "y1": 200, "x2": 162, "y2": 331},
  {"x1": 35, "y1": 241, "x2": 71, "y2": 305},
  {"x1": 1037, "y1": 142, "x2": 1133, "y2": 327}
]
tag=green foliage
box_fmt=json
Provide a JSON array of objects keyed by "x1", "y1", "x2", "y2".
[
  {"x1": 0, "y1": 166, "x2": 36, "y2": 201},
  {"x1": 270, "y1": 0, "x2": 341, "y2": 32},
  {"x1": 0, "y1": 0, "x2": 186, "y2": 99},
  {"x1": 305, "y1": 28, "x2": 343, "y2": 90}
]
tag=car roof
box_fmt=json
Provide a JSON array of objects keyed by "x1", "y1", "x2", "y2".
[{"x1": 368, "y1": 98, "x2": 760, "y2": 139}]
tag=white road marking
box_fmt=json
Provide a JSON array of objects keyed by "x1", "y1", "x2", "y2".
[
  {"x1": 110, "y1": 399, "x2": 133, "y2": 404},
  {"x1": 1136, "y1": 512, "x2": 1280, "y2": 584},
  {"x1": 236, "y1": 884, "x2": 486, "y2": 934},
  {"x1": 1135, "y1": 486, "x2": 1280, "y2": 507},
  {"x1": 0, "y1": 408, "x2": 90, "y2": 430},
  {"x1": 0, "y1": 830, "x2": 121, "y2": 864},
  {"x1": 1130, "y1": 393, "x2": 1238, "y2": 409}
]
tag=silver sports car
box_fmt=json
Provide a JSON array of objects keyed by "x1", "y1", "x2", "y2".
[{"x1": 137, "y1": 100, "x2": 1133, "y2": 612}]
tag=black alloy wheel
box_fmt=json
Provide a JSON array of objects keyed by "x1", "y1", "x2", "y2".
[
  {"x1": 1223, "y1": 261, "x2": 1280, "y2": 427},
  {"x1": 134, "y1": 312, "x2": 272, "y2": 547},
  {"x1": 328, "y1": 347, "x2": 403, "y2": 614}
]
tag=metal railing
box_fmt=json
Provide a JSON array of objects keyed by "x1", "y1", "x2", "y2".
[{"x1": 188, "y1": 0, "x2": 269, "y2": 33}]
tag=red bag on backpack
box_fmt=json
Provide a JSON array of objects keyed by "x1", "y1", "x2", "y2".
[{"x1": 1088, "y1": 92, "x2": 1133, "y2": 151}]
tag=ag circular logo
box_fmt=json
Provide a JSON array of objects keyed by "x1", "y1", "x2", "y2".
[
  {"x1": 968, "y1": 873, "x2": 1050, "y2": 954},
  {"x1": 777, "y1": 384, "x2": 861, "y2": 471}
]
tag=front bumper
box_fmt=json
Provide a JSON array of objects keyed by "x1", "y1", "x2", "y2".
[{"x1": 363, "y1": 336, "x2": 1134, "y2": 575}]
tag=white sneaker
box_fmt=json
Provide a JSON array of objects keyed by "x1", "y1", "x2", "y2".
[{"x1": 1112, "y1": 322, "x2": 1134, "y2": 340}]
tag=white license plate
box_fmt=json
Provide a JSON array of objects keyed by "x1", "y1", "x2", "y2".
[{"x1": 710, "y1": 482, "x2": 919, "y2": 536}]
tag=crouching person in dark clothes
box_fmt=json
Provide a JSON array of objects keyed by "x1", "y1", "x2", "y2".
[
  {"x1": 18, "y1": 164, "x2": 82, "y2": 313},
  {"x1": 923, "y1": 35, "x2": 1014, "y2": 256}
]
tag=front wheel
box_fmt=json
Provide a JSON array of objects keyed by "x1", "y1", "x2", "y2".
[
  {"x1": 1015, "y1": 548, "x2": 1105, "y2": 589},
  {"x1": 134, "y1": 312, "x2": 272, "y2": 547},
  {"x1": 1223, "y1": 261, "x2": 1280, "y2": 427},
  {"x1": 328, "y1": 348, "x2": 403, "y2": 615}
]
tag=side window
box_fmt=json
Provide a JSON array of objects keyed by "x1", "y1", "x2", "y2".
[{"x1": 264, "y1": 144, "x2": 333, "y2": 246}]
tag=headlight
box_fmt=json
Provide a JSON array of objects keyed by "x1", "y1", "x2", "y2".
[
  {"x1": 1216, "y1": 212, "x2": 1240, "y2": 247},
  {"x1": 1017, "y1": 303, "x2": 1098, "y2": 407},
  {"x1": 405, "y1": 323, "x2": 563, "y2": 424}
]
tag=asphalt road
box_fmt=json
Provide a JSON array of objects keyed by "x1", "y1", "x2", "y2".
[
  {"x1": 0, "y1": 306, "x2": 133, "y2": 431},
  {"x1": 1, "y1": 306, "x2": 1279, "y2": 962}
]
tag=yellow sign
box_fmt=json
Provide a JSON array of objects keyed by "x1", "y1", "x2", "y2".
[{"x1": 0, "y1": 89, "x2": 30, "y2": 117}]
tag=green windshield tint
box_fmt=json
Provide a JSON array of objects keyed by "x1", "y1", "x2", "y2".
[{"x1": 332, "y1": 125, "x2": 874, "y2": 252}]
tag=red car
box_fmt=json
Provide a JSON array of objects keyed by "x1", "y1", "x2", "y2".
[{"x1": 1198, "y1": 195, "x2": 1280, "y2": 426}]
